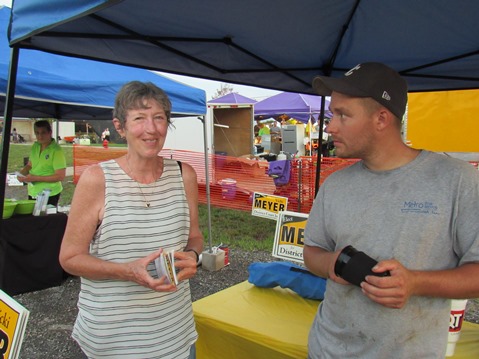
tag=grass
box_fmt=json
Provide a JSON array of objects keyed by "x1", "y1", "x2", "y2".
[
  {"x1": 6, "y1": 143, "x2": 277, "y2": 252},
  {"x1": 200, "y1": 204, "x2": 276, "y2": 252}
]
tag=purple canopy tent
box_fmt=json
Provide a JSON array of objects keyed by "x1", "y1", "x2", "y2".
[
  {"x1": 254, "y1": 92, "x2": 331, "y2": 157},
  {"x1": 7, "y1": 0, "x2": 479, "y2": 197},
  {"x1": 254, "y1": 92, "x2": 330, "y2": 123},
  {"x1": 208, "y1": 93, "x2": 257, "y2": 105}
]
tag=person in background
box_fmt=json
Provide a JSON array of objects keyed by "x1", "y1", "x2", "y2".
[
  {"x1": 258, "y1": 122, "x2": 270, "y2": 136},
  {"x1": 321, "y1": 119, "x2": 334, "y2": 157},
  {"x1": 303, "y1": 62, "x2": 479, "y2": 358},
  {"x1": 12, "y1": 127, "x2": 18, "y2": 143},
  {"x1": 254, "y1": 121, "x2": 260, "y2": 137},
  {"x1": 270, "y1": 121, "x2": 281, "y2": 139},
  {"x1": 102, "y1": 127, "x2": 111, "y2": 142},
  {"x1": 17, "y1": 120, "x2": 66, "y2": 206},
  {"x1": 59, "y1": 81, "x2": 204, "y2": 359}
]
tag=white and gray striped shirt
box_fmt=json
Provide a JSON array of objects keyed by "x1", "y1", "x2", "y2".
[{"x1": 73, "y1": 159, "x2": 197, "y2": 358}]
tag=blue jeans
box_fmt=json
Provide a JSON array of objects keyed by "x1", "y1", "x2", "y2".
[{"x1": 189, "y1": 343, "x2": 196, "y2": 359}]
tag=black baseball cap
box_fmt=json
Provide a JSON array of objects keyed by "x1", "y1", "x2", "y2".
[{"x1": 312, "y1": 62, "x2": 408, "y2": 119}]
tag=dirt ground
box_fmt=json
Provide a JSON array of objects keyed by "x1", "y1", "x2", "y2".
[
  {"x1": 13, "y1": 249, "x2": 276, "y2": 359},
  {"x1": 10, "y1": 248, "x2": 479, "y2": 359}
]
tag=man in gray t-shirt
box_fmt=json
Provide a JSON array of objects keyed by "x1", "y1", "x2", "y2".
[{"x1": 303, "y1": 62, "x2": 479, "y2": 359}]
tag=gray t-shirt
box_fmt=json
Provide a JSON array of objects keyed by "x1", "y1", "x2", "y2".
[{"x1": 304, "y1": 150, "x2": 479, "y2": 359}]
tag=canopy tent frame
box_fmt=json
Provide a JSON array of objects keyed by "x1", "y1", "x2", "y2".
[
  {"x1": 0, "y1": 47, "x2": 212, "y2": 250},
  {"x1": 8, "y1": 1, "x2": 479, "y2": 93},
  {"x1": 5, "y1": 0, "x2": 479, "y2": 215},
  {"x1": 1, "y1": 4, "x2": 211, "y2": 236}
]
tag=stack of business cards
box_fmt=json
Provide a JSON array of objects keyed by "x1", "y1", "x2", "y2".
[{"x1": 154, "y1": 251, "x2": 178, "y2": 285}]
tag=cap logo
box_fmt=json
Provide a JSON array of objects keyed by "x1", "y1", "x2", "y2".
[
  {"x1": 382, "y1": 91, "x2": 391, "y2": 101},
  {"x1": 345, "y1": 64, "x2": 361, "y2": 76}
]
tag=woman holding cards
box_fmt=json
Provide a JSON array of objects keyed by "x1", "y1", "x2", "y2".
[{"x1": 60, "y1": 81, "x2": 204, "y2": 359}]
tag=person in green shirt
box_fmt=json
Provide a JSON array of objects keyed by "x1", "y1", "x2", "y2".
[
  {"x1": 18, "y1": 120, "x2": 66, "y2": 206},
  {"x1": 258, "y1": 123, "x2": 270, "y2": 136}
]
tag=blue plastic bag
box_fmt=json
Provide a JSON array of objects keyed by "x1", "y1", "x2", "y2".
[{"x1": 248, "y1": 261, "x2": 327, "y2": 300}]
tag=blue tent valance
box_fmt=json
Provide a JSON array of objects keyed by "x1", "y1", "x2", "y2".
[
  {"x1": 1, "y1": 6, "x2": 206, "y2": 119},
  {"x1": 7, "y1": 0, "x2": 479, "y2": 93}
]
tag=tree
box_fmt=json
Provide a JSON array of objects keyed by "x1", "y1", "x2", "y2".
[{"x1": 211, "y1": 83, "x2": 235, "y2": 99}]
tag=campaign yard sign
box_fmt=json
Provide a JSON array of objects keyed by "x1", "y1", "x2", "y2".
[
  {"x1": 0, "y1": 290, "x2": 29, "y2": 359},
  {"x1": 272, "y1": 211, "x2": 308, "y2": 264},
  {"x1": 251, "y1": 192, "x2": 288, "y2": 220}
]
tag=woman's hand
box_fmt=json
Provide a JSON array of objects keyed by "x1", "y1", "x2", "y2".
[
  {"x1": 16, "y1": 168, "x2": 65, "y2": 184},
  {"x1": 174, "y1": 250, "x2": 198, "y2": 282},
  {"x1": 124, "y1": 249, "x2": 177, "y2": 292},
  {"x1": 17, "y1": 174, "x2": 33, "y2": 183}
]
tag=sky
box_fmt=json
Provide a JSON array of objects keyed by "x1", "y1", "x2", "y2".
[
  {"x1": 0, "y1": 0, "x2": 280, "y2": 101},
  {"x1": 156, "y1": 72, "x2": 280, "y2": 102}
]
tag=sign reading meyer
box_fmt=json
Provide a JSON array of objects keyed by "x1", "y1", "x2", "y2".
[
  {"x1": 251, "y1": 192, "x2": 288, "y2": 220},
  {"x1": 272, "y1": 211, "x2": 308, "y2": 264}
]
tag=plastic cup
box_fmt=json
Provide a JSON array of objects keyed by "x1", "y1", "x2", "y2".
[{"x1": 446, "y1": 299, "x2": 468, "y2": 357}]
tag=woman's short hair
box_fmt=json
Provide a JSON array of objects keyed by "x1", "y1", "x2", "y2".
[
  {"x1": 113, "y1": 81, "x2": 172, "y2": 126},
  {"x1": 34, "y1": 120, "x2": 52, "y2": 132}
]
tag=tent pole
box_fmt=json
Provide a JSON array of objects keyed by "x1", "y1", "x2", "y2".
[
  {"x1": 311, "y1": 120, "x2": 313, "y2": 156},
  {"x1": 314, "y1": 96, "x2": 327, "y2": 196},
  {"x1": 199, "y1": 116, "x2": 213, "y2": 252},
  {"x1": 0, "y1": 46, "x2": 20, "y2": 232}
]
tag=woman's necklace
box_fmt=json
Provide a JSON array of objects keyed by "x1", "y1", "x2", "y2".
[
  {"x1": 125, "y1": 156, "x2": 157, "y2": 208},
  {"x1": 137, "y1": 183, "x2": 151, "y2": 208}
]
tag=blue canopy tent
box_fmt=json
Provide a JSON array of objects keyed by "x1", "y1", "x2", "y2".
[
  {"x1": 7, "y1": 1, "x2": 479, "y2": 93},
  {"x1": 0, "y1": 5, "x2": 208, "y2": 234},
  {"x1": 0, "y1": 7, "x2": 205, "y2": 119},
  {"x1": 4, "y1": 0, "x2": 479, "y2": 198}
]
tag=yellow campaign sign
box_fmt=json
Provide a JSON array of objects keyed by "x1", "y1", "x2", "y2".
[
  {"x1": 0, "y1": 301, "x2": 19, "y2": 359},
  {"x1": 272, "y1": 211, "x2": 309, "y2": 264},
  {"x1": 251, "y1": 192, "x2": 288, "y2": 220},
  {"x1": 0, "y1": 290, "x2": 30, "y2": 359}
]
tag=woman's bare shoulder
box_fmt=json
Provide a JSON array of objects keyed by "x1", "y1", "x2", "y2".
[{"x1": 76, "y1": 163, "x2": 105, "y2": 189}]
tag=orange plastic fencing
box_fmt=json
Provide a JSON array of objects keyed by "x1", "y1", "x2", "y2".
[
  {"x1": 73, "y1": 146, "x2": 127, "y2": 184},
  {"x1": 73, "y1": 145, "x2": 358, "y2": 214}
]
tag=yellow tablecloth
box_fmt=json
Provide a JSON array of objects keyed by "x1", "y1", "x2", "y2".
[{"x1": 193, "y1": 281, "x2": 479, "y2": 359}]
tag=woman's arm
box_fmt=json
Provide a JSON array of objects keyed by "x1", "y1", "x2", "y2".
[
  {"x1": 59, "y1": 164, "x2": 176, "y2": 291},
  {"x1": 59, "y1": 164, "x2": 114, "y2": 278},
  {"x1": 180, "y1": 162, "x2": 204, "y2": 259},
  {"x1": 19, "y1": 168, "x2": 66, "y2": 183},
  {"x1": 18, "y1": 161, "x2": 32, "y2": 177},
  {"x1": 172, "y1": 162, "x2": 204, "y2": 281}
]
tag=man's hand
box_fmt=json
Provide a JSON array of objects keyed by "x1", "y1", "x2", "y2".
[{"x1": 360, "y1": 259, "x2": 416, "y2": 309}]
